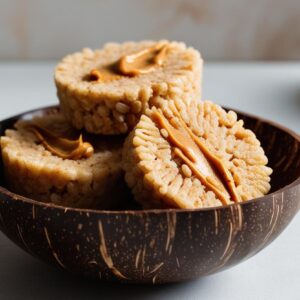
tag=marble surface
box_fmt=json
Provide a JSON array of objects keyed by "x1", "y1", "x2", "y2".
[
  {"x1": 0, "y1": 62, "x2": 299, "y2": 299},
  {"x1": 0, "y1": 0, "x2": 300, "y2": 60}
]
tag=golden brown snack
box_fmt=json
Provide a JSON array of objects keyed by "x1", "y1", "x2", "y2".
[
  {"x1": 122, "y1": 99, "x2": 272, "y2": 209},
  {"x1": 55, "y1": 40, "x2": 202, "y2": 135},
  {"x1": 0, "y1": 112, "x2": 125, "y2": 209}
]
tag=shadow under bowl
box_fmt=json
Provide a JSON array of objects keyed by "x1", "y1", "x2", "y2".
[{"x1": 0, "y1": 106, "x2": 299, "y2": 284}]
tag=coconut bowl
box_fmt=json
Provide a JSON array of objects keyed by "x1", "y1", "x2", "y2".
[{"x1": 0, "y1": 106, "x2": 299, "y2": 284}]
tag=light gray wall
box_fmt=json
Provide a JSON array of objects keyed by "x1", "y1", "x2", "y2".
[{"x1": 0, "y1": 0, "x2": 299, "y2": 61}]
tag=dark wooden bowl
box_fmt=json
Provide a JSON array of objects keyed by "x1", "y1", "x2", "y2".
[{"x1": 0, "y1": 106, "x2": 299, "y2": 284}]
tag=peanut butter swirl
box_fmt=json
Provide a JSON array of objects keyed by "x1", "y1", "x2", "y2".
[
  {"x1": 152, "y1": 107, "x2": 240, "y2": 205},
  {"x1": 30, "y1": 125, "x2": 94, "y2": 160},
  {"x1": 119, "y1": 43, "x2": 168, "y2": 76},
  {"x1": 89, "y1": 43, "x2": 169, "y2": 82},
  {"x1": 89, "y1": 68, "x2": 122, "y2": 82}
]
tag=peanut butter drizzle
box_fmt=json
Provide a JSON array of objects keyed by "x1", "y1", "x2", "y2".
[
  {"x1": 119, "y1": 43, "x2": 168, "y2": 76},
  {"x1": 89, "y1": 43, "x2": 169, "y2": 82},
  {"x1": 30, "y1": 125, "x2": 94, "y2": 160},
  {"x1": 89, "y1": 68, "x2": 122, "y2": 82},
  {"x1": 152, "y1": 110, "x2": 241, "y2": 205}
]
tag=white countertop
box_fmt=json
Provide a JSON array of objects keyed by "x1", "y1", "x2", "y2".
[{"x1": 0, "y1": 62, "x2": 299, "y2": 300}]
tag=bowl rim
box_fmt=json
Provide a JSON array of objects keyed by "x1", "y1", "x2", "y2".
[{"x1": 0, "y1": 105, "x2": 299, "y2": 215}]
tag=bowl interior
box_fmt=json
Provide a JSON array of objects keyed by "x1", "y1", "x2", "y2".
[{"x1": 0, "y1": 105, "x2": 300, "y2": 208}]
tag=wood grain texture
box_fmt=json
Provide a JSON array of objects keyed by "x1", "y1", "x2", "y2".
[{"x1": 1, "y1": 0, "x2": 300, "y2": 60}]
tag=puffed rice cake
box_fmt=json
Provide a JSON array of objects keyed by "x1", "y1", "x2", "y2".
[
  {"x1": 55, "y1": 40, "x2": 203, "y2": 135},
  {"x1": 122, "y1": 99, "x2": 272, "y2": 209},
  {"x1": 0, "y1": 111, "x2": 125, "y2": 209}
]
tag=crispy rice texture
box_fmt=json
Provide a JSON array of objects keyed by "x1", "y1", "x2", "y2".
[
  {"x1": 55, "y1": 40, "x2": 203, "y2": 135},
  {"x1": 122, "y1": 100, "x2": 272, "y2": 209},
  {"x1": 0, "y1": 112, "x2": 125, "y2": 209}
]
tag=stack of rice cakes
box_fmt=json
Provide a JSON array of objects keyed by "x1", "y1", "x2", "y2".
[{"x1": 0, "y1": 40, "x2": 272, "y2": 209}]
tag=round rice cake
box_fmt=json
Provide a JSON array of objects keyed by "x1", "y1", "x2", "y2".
[
  {"x1": 122, "y1": 100, "x2": 272, "y2": 209},
  {"x1": 55, "y1": 40, "x2": 203, "y2": 135},
  {"x1": 0, "y1": 111, "x2": 125, "y2": 209}
]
